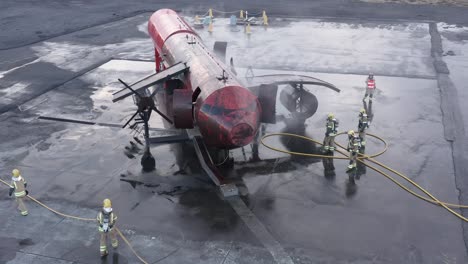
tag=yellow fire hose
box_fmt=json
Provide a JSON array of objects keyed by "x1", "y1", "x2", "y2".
[
  {"x1": 0, "y1": 178, "x2": 149, "y2": 264},
  {"x1": 260, "y1": 132, "x2": 468, "y2": 222},
  {"x1": 1, "y1": 131, "x2": 467, "y2": 264}
]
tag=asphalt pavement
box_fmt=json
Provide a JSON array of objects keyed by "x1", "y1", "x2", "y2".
[{"x1": 1, "y1": 1, "x2": 468, "y2": 263}]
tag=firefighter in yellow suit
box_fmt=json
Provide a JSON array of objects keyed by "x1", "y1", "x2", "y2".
[
  {"x1": 97, "y1": 199, "x2": 118, "y2": 257},
  {"x1": 346, "y1": 130, "x2": 361, "y2": 172},
  {"x1": 9, "y1": 169, "x2": 28, "y2": 216}
]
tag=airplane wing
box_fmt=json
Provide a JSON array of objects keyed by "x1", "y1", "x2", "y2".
[
  {"x1": 243, "y1": 74, "x2": 340, "y2": 92},
  {"x1": 112, "y1": 62, "x2": 189, "y2": 103}
]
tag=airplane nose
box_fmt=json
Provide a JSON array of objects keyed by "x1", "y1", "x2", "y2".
[
  {"x1": 229, "y1": 123, "x2": 254, "y2": 147},
  {"x1": 197, "y1": 85, "x2": 261, "y2": 148}
]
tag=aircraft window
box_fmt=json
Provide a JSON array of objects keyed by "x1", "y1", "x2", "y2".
[
  {"x1": 201, "y1": 102, "x2": 257, "y2": 115},
  {"x1": 223, "y1": 109, "x2": 236, "y2": 115},
  {"x1": 201, "y1": 104, "x2": 211, "y2": 113},
  {"x1": 210, "y1": 106, "x2": 223, "y2": 115}
]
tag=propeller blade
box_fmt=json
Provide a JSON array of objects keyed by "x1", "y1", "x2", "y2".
[
  {"x1": 38, "y1": 116, "x2": 122, "y2": 128},
  {"x1": 147, "y1": 107, "x2": 152, "y2": 120},
  {"x1": 118, "y1": 78, "x2": 142, "y2": 99},
  {"x1": 151, "y1": 106, "x2": 173, "y2": 124},
  {"x1": 122, "y1": 110, "x2": 140, "y2": 128}
]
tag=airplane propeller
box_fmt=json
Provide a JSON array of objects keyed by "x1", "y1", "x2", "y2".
[
  {"x1": 118, "y1": 78, "x2": 173, "y2": 128},
  {"x1": 118, "y1": 78, "x2": 174, "y2": 171}
]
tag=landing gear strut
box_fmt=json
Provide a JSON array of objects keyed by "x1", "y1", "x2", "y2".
[
  {"x1": 118, "y1": 79, "x2": 173, "y2": 172},
  {"x1": 141, "y1": 151, "x2": 156, "y2": 171},
  {"x1": 140, "y1": 109, "x2": 156, "y2": 171}
]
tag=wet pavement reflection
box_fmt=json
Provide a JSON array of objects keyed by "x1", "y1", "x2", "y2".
[{"x1": 0, "y1": 13, "x2": 467, "y2": 263}]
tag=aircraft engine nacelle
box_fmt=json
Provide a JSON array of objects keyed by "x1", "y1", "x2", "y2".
[
  {"x1": 172, "y1": 89, "x2": 194, "y2": 129},
  {"x1": 279, "y1": 85, "x2": 318, "y2": 120}
]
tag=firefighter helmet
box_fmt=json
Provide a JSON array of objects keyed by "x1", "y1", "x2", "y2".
[
  {"x1": 12, "y1": 169, "x2": 20, "y2": 177},
  {"x1": 348, "y1": 130, "x2": 355, "y2": 136},
  {"x1": 328, "y1": 113, "x2": 334, "y2": 119},
  {"x1": 360, "y1": 108, "x2": 366, "y2": 114},
  {"x1": 103, "y1": 199, "x2": 112, "y2": 208}
]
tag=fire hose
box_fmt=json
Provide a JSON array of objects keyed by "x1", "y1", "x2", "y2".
[{"x1": 261, "y1": 132, "x2": 468, "y2": 222}]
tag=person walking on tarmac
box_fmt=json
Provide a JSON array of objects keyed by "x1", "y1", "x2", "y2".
[
  {"x1": 346, "y1": 130, "x2": 361, "y2": 172},
  {"x1": 97, "y1": 199, "x2": 118, "y2": 257},
  {"x1": 323, "y1": 113, "x2": 339, "y2": 154},
  {"x1": 363, "y1": 73, "x2": 376, "y2": 102},
  {"x1": 358, "y1": 109, "x2": 370, "y2": 148},
  {"x1": 8, "y1": 169, "x2": 28, "y2": 216}
]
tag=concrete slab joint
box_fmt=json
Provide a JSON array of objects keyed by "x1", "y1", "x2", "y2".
[{"x1": 429, "y1": 21, "x2": 468, "y2": 258}]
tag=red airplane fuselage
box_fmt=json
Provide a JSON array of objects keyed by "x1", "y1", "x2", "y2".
[{"x1": 148, "y1": 9, "x2": 260, "y2": 149}]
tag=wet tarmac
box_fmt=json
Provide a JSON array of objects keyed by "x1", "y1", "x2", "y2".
[{"x1": 1, "y1": 2, "x2": 468, "y2": 264}]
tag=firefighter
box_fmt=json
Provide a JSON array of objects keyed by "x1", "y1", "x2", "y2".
[
  {"x1": 97, "y1": 199, "x2": 118, "y2": 257},
  {"x1": 358, "y1": 108, "x2": 369, "y2": 147},
  {"x1": 8, "y1": 169, "x2": 28, "y2": 216},
  {"x1": 323, "y1": 113, "x2": 339, "y2": 154},
  {"x1": 346, "y1": 130, "x2": 361, "y2": 172},
  {"x1": 363, "y1": 73, "x2": 376, "y2": 102}
]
